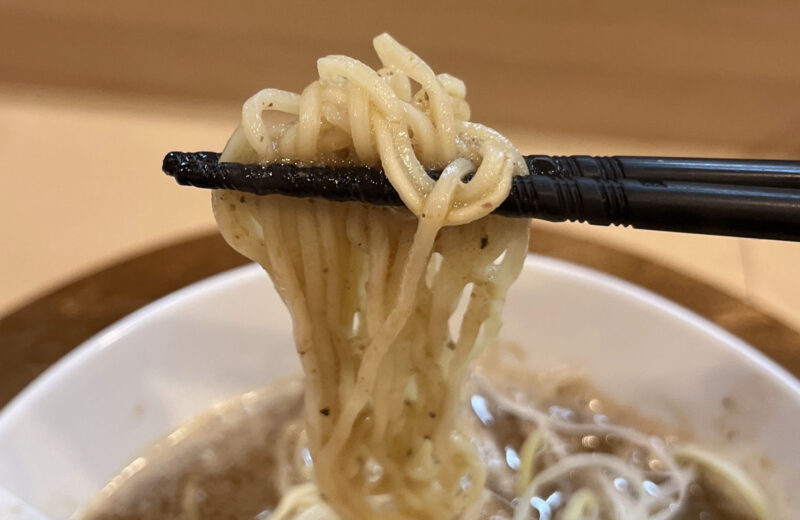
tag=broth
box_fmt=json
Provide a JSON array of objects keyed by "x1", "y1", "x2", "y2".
[{"x1": 79, "y1": 365, "x2": 773, "y2": 520}]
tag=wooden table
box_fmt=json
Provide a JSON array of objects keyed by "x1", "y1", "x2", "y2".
[
  {"x1": 4, "y1": 1, "x2": 800, "y2": 331},
  {"x1": 2, "y1": 229, "x2": 798, "y2": 408}
]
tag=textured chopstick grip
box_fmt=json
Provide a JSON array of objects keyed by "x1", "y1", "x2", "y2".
[{"x1": 525, "y1": 155, "x2": 800, "y2": 189}]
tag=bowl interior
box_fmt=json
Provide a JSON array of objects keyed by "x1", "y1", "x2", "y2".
[{"x1": 0, "y1": 256, "x2": 798, "y2": 518}]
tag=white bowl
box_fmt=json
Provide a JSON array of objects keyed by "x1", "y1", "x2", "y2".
[{"x1": 0, "y1": 256, "x2": 798, "y2": 518}]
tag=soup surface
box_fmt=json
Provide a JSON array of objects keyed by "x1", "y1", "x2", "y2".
[{"x1": 79, "y1": 352, "x2": 773, "y2": 520}]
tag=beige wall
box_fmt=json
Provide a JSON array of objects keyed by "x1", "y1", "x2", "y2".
[{"x1": 1, "y1": 1, "x2": 800, "y2": 330}]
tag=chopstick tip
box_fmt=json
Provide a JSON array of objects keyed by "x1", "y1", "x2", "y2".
[
  {"x1": 161, "y1": 151, "x2": 183, "y2": 177},
  {"x1": 162, "y1": 151, "x2": 221, "y2": 178}
]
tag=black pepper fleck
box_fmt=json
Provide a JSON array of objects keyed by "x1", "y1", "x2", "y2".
[
  {"x1": 480, "y1": 236, "x2": 489, "y2": 249},
  {"x1": 320, "y1": 407, "x2": 330, "y2": 416}
]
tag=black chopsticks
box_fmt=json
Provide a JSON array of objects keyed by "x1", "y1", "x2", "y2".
[
  {"x1": 523, "y1": 155, "x2": 800, "y2": 189},
  {"x1": 162, "y1": 151, "x2": 800, "y2": 242}
]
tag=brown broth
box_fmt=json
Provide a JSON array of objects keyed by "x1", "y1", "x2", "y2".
[
  {"x1": 79, "y1": 380, "x2": 304, "y2": 520},
  {"x1": 79, "y1": 372, "x2": 774, "y2": 520}
]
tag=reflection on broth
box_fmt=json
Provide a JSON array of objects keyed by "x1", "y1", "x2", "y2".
[{"x1": 80, "y1": 380, "x2": 304, "y2": 519}]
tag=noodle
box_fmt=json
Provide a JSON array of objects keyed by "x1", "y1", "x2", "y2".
[{"x1": 213, "y1": 34, "x2": 529, "y2": 519}]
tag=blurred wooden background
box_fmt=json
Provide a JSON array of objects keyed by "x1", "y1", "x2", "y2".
[{"x1": 1, "y1": 0, "x2": 800, "y2": 328}]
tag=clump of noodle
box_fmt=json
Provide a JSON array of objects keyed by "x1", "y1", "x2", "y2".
[
  {"x1": 472, "y1": 373, "x2": 772, "y2": 520},
  {"x1": 672, "y1": 444, "x2": 771, "y2": 519},
  {"x1": 213, "y1": 33, "x2": 529, "y2": 520}
]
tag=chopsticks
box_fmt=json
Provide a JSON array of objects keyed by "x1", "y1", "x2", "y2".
[{"x1": 162, "y1": 151, "x2": 800, "y2": 242}]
